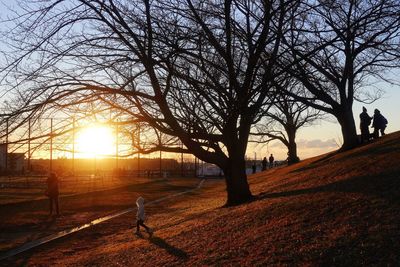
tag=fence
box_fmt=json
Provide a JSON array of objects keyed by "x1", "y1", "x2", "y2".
[{"x1": 0, "y1": 117, "x2": 200, "y2": 178}]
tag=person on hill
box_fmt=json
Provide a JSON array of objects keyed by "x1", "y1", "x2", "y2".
[
  {"x1": 46, "y1": 172, "x2": 59, "y2": 216},
  {"x1": 269, "y1": 154, "x2": 274, "y2": 168},
  {"x1": 135, "y1": 196, "x2": 153, "y2": 237},
  {"x1": 372, "y1": 109, "x2": 388, "y2": 138},
  {"x1": 262, "y1": 157, "x2": 267, "y2": 171},
  {"x1": 359, "y1": 106, "x2": 372, "y2": 143}
]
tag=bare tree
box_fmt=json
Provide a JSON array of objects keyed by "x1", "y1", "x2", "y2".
[
  {"x1": 0, "y1": 0, "x2": 298, "y2": 205},
  {"x1": 253, "y1": 79, "x2": 321, "y2": 164},
  {"x1": 281, "y1": 0, "x2": 400, "y2": 150}
]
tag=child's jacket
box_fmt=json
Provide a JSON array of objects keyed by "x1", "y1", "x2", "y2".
[{"x1": 136, "y1": 197, "x2": 145, "y2": 220}]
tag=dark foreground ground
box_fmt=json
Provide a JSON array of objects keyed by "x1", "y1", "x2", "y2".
[{"x1": 1, "y1": 132, "x2": 400, "y2": 266}]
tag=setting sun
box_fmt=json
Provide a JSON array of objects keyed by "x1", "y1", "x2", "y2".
[{"x1": 75, "y1": 125, "x2": 115, "y2": 157}]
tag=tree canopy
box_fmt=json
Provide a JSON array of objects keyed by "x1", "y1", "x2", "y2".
[
  {"x1": 0, "y1": 0, "x2": 399, "y2": 204},
  {"x1": 0, "y1": 0, "x2": 299, "y2": 205}
]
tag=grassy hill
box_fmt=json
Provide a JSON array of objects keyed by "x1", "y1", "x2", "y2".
[{"x1": 5, "y1": 132, "x2": 400, "y2": 266}]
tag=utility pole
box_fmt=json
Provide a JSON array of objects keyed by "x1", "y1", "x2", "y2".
[
  {"x1": 137, "y1": 124, "x2": 140, "y2": 177},
  {"x1": 194, "y1": 156, "x2": 197, "y2": 178},
  {"x1": 115, "y1": 120, "x2": 118, "y2": 178},
  {"x1": 28, "y1": 118, "x2": 31, "y2": 172},
  {"x1": 5, "y1": 118, "x2": 8, "y2": 173},
  {"x1": 159, "y1": 150, "x2": 162, "y2": 178},
  {"x1": 181, "y1": 141, "x2": 184, "y2": 177},
  {"x1": 72, "y1": 117, "x2": 75, "y2": 179},
  {"x1": 50, "y1": 118, "x2": 53, "y2": 172}
]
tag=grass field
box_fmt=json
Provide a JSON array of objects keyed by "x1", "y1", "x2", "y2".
[
  {"x1": 1, "y1": 132, "x2": 400, "y2": 266},
  {"x1": 0, "y1": 174, "x2": 164, "y2": 205},
  {"x1": 0, "y1": 176, "x2": 202, "y2": 255}
]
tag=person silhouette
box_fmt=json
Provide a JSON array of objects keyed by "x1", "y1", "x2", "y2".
[
  {"x1": 269, "y1": 154, "x2": 274, "y2": 168},
  {"x1": 359, "y1": 107, "x2": 372, "y2": 143},
  {"x1": 46, "y1": 172, "x2": 59, "y2": 216},
  {"x1": 262, "y1": 157, "x2": 267, "y2": 171},
  {"x1": 372, "y1": 109, "x2": 388, "y2": 138}
]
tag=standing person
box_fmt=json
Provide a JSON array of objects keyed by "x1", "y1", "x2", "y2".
[
  {"x1": 135, "y1": 196, "x2": 153, "y2": 237},
  {"x1": 261, "y1": 157, "x2": 267, "y2": 171},
  {"x1": 269, "y1": 154, "x2": 274, "y2": 168},
  {"x1": 251, "y1": 163, "x2": 256, "y2": 174},
  {"x1": 46, "y1": 172, "x2": 59, "y2": 216},
  {"x1": 359, "y1": 107, "x2": 372, "y2": 143},
  {"x1": 372, "y1": 109, "x2": 388, "y2": 138}
]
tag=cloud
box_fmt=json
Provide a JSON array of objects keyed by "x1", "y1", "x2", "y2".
[
  {"x1": 269, "y1": 138, "x2": 338, "y2": 149},
  {"x1": 270, "y1": 141, "x2": 286, "y2": 148},
  {"x1": 297, "y1": 138, "x2": 338, "y2": 149},
  {"x1": 256, "y1": 138, "x2": 338, "y2": 160}
]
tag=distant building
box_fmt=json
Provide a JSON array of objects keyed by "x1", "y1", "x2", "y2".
[
  {"x1": 0, "y1": 143, "x2": 7, "y2": 172},
  {"x1": 8, "y1": 153, "x2": 25, "y2": 173},
  {"x1": 197, "y1": 163, "x2": 222, "y2": 177},
  {"x1": 0, "y1": 143, "x2": 25, "y2": 173}
]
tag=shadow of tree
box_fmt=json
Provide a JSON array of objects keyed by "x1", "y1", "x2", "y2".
[
  {"x1": 149, "y1": 236, "x2": 188, "y2": 259},
  {"x1": 291, "y1": 136, "x2": 400, "y2": 175},
  {"x1": 289, "y1": 152, "x2": 338, "y2": 174},
  {"x1": 258, "y1": 171, "x2": 400, "y2": 204},
  {"x1": 341, "y1": 138, "x2": 400, "y2": 159}
]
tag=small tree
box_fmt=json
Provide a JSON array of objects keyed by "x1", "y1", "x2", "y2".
[{"x1": 253, "y1": 79, "x2": 321, "y2": 164}]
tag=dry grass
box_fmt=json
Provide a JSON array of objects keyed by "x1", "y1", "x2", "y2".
[
  {"x1": 2, "y1": 132, "x2": 400, "y2": 266},
  {"x1": 0, "y1": 175, "x2": 157, "y2": 205},
  {"x1": 0, "y1": 177, "x2": 199, "y2": 253}
]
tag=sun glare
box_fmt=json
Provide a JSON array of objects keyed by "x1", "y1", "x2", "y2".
[{"x1": 76, "y1": 125, "x2": 115, "y2": 157}]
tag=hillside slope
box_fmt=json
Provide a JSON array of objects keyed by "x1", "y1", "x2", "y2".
[{"x1": 5, "y1": 132, "x2": 400, "y2": 266}]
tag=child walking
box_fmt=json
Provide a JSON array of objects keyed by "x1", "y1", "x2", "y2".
[{"x1": 135, "y1": 196, "x2": 153, "y2": 237}]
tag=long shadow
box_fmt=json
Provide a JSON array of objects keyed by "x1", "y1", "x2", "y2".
[
  {"x1": 258, "y1": 171, "x2": 400, "y2": 204},
  {"x1": 2, "y1": 247, "x2": 36, "y2": 266},
  {"x1": 289, "y1": 151, "x2": 338, "y2": 174},
  {"x1": 1, "y1": 177, "x2": 197, "y2": 208},
  {"x1": 322, "y1": 137, "x2": 400, "y2": 165},
  {"x1": 149, "y1": 236, "x2": 188, "y2": 260},
  {"x1": 25, "y1": 216, "x2": 57, "y2": 241},
  {"x1": 341, "y1": 137, "x2": 400, "y2": 159},
  {"x1": 0, "y1": 179, "x2": 197, "y2": 223},
  {"x1": 0, "y1": 214, "x2": 57, "y2": 248},
  {"x1": 292, "y1": 136, "x2": 400, "y2": 175}
]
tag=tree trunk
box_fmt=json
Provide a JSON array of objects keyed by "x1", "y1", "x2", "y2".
[
  {"x1": 287, "y1": 139, "x2": 299, "y2": 165},
  {"x1": 286, "y1": 126, "x2": 300, "y2": 165},
  {"x1": 223, "y1": 154, "x2": 253, "y2": 206},
  {"x1": 337, "y1": 108, "x2": 358, "y2": 150}
]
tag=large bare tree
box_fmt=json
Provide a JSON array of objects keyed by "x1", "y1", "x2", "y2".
[
  {"x1": 0, "y1": 0, "x2": 298, "y2": 205},
  {"x1": 281, "y1": 0, "x2": 400, "y2": 150}
]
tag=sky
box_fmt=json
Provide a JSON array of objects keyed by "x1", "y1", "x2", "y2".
[
  {"x1": 249, "y1": 81, "x2": 400, "y2": 161},
  {"x1": 1, "y1": 1, "x2": 399, "y2": 162}
]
